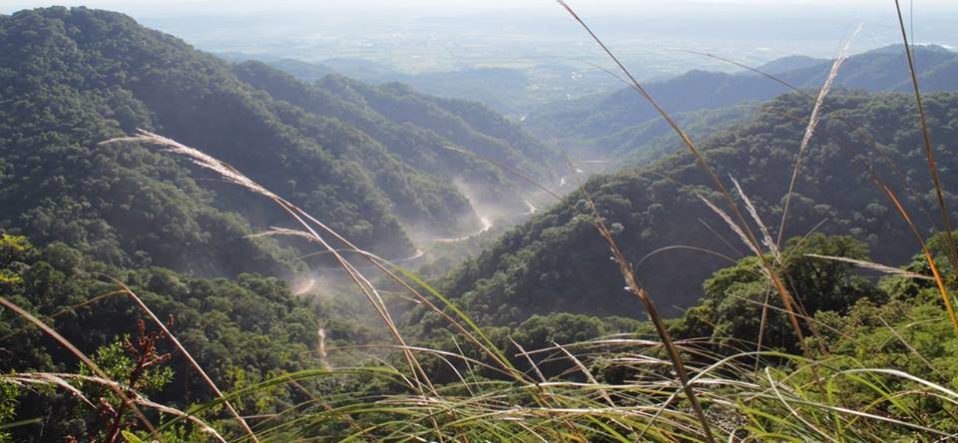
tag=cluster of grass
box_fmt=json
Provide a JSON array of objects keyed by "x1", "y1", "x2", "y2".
[{"x1": 3, "y1": 1, "x2": 958, "y2": 441}]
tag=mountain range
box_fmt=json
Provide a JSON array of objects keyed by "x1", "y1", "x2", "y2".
[
  {"x1": 436, "y1": 91, "x2": 958, "y2": 324},
  {"x1": 0, "y1": 6, "x2": 559, "y2": 278},
  {"x1": 524, "y1": 44, "x2": 958, "y2": 164},
  {"x1": 216, "y1": 53, "x2": 624, "y2": 118}
]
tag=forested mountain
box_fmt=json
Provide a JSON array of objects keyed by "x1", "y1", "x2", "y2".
[
  {"x1": 436, "y1": 91, "x2": 958, "y2": 325},
  {"x1": 0, "y1": 7, "x2": 558, "y2": 276},
  {"x1": 526, "y1": 44, "x2": 958, "y2": 162},
  {"x1": 233, "y1": 63, "x2": 557, "y2": 195},
  {"x1": 0, "y1": 234, "x2": 322, "y2": 439},
  {"x1": 227, "y1": 55, "x2": 623, "y2": 118},
  {"x1": 753, "y1": 55, "x2": 827, "y2": 74}
]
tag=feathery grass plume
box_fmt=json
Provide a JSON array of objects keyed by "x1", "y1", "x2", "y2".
[
  {"x1": 246, "y1": 226, "x2": 317, "y2": 243},
  {"x1": 688, "y1": 48, "x2": 939, "y2": 230},
  {"x1": 555, "y1": 0, "x2": 812, "y2": 363},
  {"x1": 102, "y1": 130, "x2": 277, "y2": 200},
  {"x1": 101, "y1": 131, "x2": 421, "y2": 364},
  {"x1": 894, "y1": 0, "x2": 958, "y2": 279},
  {"x1": 698, "y1": 194, "x2": 763, "y2": 259},
  {"x1": 3, "y1": 373, "x2": 227, "y2": 442},
  {"x1": 804, "y1": 254, "x2": 934, "y2": 281},
  {"x1": 4, "y1": 373, "x2": 95, "y2": 409},
  {"x1": 777, "y1": 24, "x2": 860, "y2": 245},
  {"x1": 700, "y1": 186, "x2": 812, "y2": 376},
  {"x1": 699, "y1": 218, "x2": 747, "y2": 257},
  {"x1": 730, "y1": 176, "x2": 782, "y2": 263},
  {"x1": 102, "y1": 130, "x2": 442, "y2": 427},
  {"x1": 567, "y1": 159, "x2": 717, "y2": 443}
]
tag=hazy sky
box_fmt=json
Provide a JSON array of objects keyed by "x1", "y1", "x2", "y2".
[
  {"x1": 5, "y1": 0, "x2": 958, "y2": 15},
  {"x1": 5, "y1": 0, "x2": 956, "y2": 77}
]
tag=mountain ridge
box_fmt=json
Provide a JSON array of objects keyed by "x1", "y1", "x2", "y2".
[
  {"x1": 524, "y1": 44, "x2": 958, "y2": 163},
  {"x1": 434, "y1": 91, "x2": 958, "y2": 325},
  {"x1": 0, "y1": 6, "x2": 557, "y2": 277}
]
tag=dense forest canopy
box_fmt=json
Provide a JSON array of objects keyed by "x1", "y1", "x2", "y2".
[
  {"x1": 440, "y1": 91, "x2": 958, "y2": 324},
  {"x1": 525, "y1": 44, "x2": 958, "y2": 163},
  {"x1": 0, "y1": 6, "x2": 559, "y2": 278},
  {"x1": 0, "y1": 234, "x2": 323, "y2": 439}
]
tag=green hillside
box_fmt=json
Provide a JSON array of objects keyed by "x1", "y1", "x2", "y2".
[
  {"x1": 0, "y1": 7, "x2": 557, "y2": 276},
  {"x1": 438, "y1": 91, "x2": 958, "y2": 324},
  {"x1": 526, "y1": 44, "x2": 958, "y2": 163},
  {"x1": 233, "y1": 62, "x2": 559, "y2": 217}
]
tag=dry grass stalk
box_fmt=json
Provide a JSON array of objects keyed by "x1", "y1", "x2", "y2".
[
  {"x1": 635, "y1": 245, "x2": 739, "y2": 269},
  {"x1": 777, "y1": 24, "x2": 860, "y2": 244},
  {"x1": 878, "y1": 184, "x2": 958, "y2": 335},
  {"x1": 730, "y1": 176, "x2": 781, "y2": 263},
  {"x1": 689, "y1": 49, "x2": 939, "y2": 230},
  {"x1": 893, "y1": 0, "x2": 958, "y2": 279},
  {"x1": 0, "y1": 295, "x2": 159, "y2": 439},
  {"x1": 553, "y1": 0, "x2": 811, "y2": 366},
  {"x1": 105, "y1": 278, "x2": 260, "y2": 443},
  {"x1": 698, "y1": 195, "x2": 763, "y2": 258},
  {"x1": 567, "y1": 158, "x2": 717, "y2": 442},
  {"x1": 4, "y1": 373, "x2": 226, "y2": 442},
  {"x1": 804, "y1": 254, "x2": 934, "y2": 281},
  {"x1": 102, "y1": 131, "x2": 435, "y2": 397}
]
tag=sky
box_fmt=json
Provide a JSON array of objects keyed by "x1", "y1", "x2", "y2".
[
  {"x1": 4, "y1": 1, "x2": 956, "y2": 77},
  {"x1": 5, "y1": 0, "x2": 958, "y2": 15}
]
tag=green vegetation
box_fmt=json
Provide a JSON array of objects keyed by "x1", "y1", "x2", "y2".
[
  {"x1": 6, "y1": 224, "x2": 958, "y2": 439},
  {"x1": 441, "y1": 91, "x2": 958, "y2": 323},
  {"x1": 257, "y1": 57, "x2": 622, "y2": 118},
  {"x1": 0, "y1": 6, "x2": 557, "y2": 278},
  {"x1": 0, "y1": 235, "x2": 323, "y2": 438},
  {"x1": 233, "y1": 62, "x2": 559, "y2": 220},
  {"x1": 525, "y1": 44, "x2": 958, "y2": 162}
]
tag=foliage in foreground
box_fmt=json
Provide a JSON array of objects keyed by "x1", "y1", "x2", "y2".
[{"x1": 4, "y1": 229, "x2": 958, "y2": 440}]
